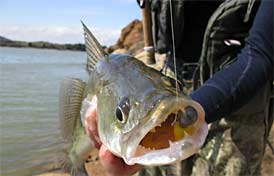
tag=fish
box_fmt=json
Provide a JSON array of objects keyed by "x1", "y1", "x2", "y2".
[{"x1": 58, "y1": 22, "x2": 208, "y2": 174}]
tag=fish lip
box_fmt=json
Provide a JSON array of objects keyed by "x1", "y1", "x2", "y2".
[{"x1": 122, "y1": 96, "x2": 208, "y2": 166}]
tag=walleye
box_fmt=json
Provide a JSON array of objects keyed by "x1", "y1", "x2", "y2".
[{"x1": 59, "y1": 22, "x2": 208, "y2": 174}]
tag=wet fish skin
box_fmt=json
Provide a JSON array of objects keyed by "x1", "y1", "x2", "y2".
[
  {"x1": 78, "y1": 20, "x2": 208, "y2": 165},
  {"x1": 58, "y1": 22, "x2": 208, "y2": 175},
  {"x1": 84, "y1": 53, "x2": 207, "y2": 165}
]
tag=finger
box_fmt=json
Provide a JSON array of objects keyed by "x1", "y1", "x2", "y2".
[
  {"x1": 85, "y1": 96, "x2": 98, "y2": 124},
  {"x1": 84, "y1": 104, "x2": 97, "y2": 134},
  {"x1": 99, "y1": 145, "x2": 143, "y2": 176},
  {"x1": 84, "y1": 96, "x2": 102, "y2": 149}
]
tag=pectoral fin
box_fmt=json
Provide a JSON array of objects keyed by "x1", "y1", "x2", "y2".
[{"x1": 59, "y1": 77, "x2": 86, "y2": 140}]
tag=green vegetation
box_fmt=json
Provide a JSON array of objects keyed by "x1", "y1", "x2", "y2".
[{"x1": 0, "y1": 36, "x2": 85, "y2": 51}]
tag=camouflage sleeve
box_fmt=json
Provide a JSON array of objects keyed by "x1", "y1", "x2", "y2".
[{"x1": 190, "y1": 0, "x2": 273, "y2": 123}]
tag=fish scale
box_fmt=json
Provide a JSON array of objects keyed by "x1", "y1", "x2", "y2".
[{"x1": 58, "y1": 22, "x2": 208, "y2": 175}]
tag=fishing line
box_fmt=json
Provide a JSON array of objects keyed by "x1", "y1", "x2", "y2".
[
  {"x1": 169, "y1": 0, "x2": 179, "y2": 98},
  {"x1": 169, "y1": 0, "x2": 180, "y2": 125}
]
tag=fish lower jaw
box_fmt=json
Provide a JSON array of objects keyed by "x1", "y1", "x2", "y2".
[
  {"x1": 135, "y1": 133, "x2": 190, "y2": 154},
  {"x1": 124, "y1": 124, "x2": 195, "y2": 165},
  {"x1": 125, "y1": 136, "x2": 198, "y2": 166}
]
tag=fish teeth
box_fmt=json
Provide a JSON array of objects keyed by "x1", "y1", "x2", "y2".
[
  {"x1": 137, "y1": 145, "x2": 150, "y2": 154},
  {"x1": 135, "y1": 145, "x2": 146, "y2": 155},
  {"x1": 142, "y1": 145, "x2": 152, "y2": 151}
]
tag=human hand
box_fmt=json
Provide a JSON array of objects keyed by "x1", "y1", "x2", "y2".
[
  {"x1": 84, "y1": 96, "x2": 143, "y2": 176},
  {"x1": 99, "y1": 145, "x2": 143, "y2": 176},
  {"x1": 84, "y1": 96, "x2": 102, "y2": 149}
]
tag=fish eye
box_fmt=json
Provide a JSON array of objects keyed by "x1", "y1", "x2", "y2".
[
  {"x1": 115, "y1": 107, "x2": 124, "y2": 123},
  {"x1": 115, "y1": 97, "x2": 130, "y2": 124}
]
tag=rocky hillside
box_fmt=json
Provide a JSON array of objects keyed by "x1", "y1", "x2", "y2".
[{"x1": 107, "y1": 19, "x2": 144, "y2": 55}]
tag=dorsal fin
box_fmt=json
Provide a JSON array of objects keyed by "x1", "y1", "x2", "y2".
[{"x1": 81, "y1": 21, "x2": 107, "y2": 72}]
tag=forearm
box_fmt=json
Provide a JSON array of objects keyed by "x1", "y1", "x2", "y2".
[{"x1": 190, "y1": 0, "x2": 273, "y2": 123}]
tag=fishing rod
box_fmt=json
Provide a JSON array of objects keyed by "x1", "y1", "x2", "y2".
[{"x1": 138, "y1": 0, "x2": 156, "y2": 65}]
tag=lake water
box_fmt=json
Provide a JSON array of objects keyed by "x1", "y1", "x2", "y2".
[{"x1": 0, "y1": 47, "x2": 88, "y2": 176}]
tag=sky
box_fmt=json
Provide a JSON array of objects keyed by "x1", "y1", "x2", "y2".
[{"x1": 0, "y1": 0, "x2": 141, "y2": 46}]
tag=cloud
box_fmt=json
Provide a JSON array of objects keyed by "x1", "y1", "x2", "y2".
[
  {"x1": 91, "y1": 27, "x2": 121, "y2": 46},
  {"x1": 0, "y1": 25, "x2": 121, "y2": 46},
  {"x1": 115, "y1": 0, "x2": 137, "y2": 3}
]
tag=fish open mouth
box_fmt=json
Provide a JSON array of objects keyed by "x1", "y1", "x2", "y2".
[
  {"x1": 133, "y1": 112, "x2": 196, "y2": 157},
  {"x1": 123, "y1": 99, "x2": 208, "y2": 166},
  {"x1": 139, "y1": 113, "x2": 195, "y2": 150}
]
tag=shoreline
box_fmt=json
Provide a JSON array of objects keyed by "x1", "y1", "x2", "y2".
[
  {"x1": 0, "y1": 43, "x2": 86, "y2": 52},
  {"x1": 0, "y1": 45, "x2": 86, "y2": 53},
  {"x1": 0, "y1": 36, "x2": 86, "y2": 52}
]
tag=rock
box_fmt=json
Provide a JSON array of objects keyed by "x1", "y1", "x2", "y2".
[
  {"x1": 109, "y1": 19, "x2": 144, "y2": 55},
  {"x1": 112, "y1": 48, "x2": 128, "y2": 54}
]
